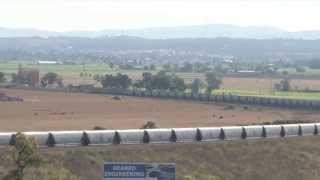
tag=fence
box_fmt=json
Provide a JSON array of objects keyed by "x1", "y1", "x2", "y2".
[{"x1": 1, "y1": 123, "x2": 319, "y2": 148}]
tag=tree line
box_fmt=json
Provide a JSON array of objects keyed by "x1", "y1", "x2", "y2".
[{"x1": 95, "y1": 71, "x2": 223, "y2": 95}]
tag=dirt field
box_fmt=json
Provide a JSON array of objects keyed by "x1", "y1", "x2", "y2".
[
  {"x1": 1, "y1": 88, "x2": 320, "y2": 132},
  {"x1": 222, "y1": 77, "x2": 320, "y2": 91}
]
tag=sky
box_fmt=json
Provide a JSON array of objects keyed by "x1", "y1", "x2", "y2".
[{"x1": 0, "y1": 0, "x2": 320, "y2": 32}]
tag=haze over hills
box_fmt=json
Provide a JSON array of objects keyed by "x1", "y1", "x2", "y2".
[{"x1": 1, "y1": 24, "x2": 320, "y2": 39}]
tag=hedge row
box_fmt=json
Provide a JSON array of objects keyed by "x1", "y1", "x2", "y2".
[{"x1": 98, "y1": 88, "x2": 320, "y2": 110}]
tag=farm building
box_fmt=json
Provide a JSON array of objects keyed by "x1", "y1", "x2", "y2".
[{"x1": 37, "y1": 60, "x2": 59, "y2": 65}]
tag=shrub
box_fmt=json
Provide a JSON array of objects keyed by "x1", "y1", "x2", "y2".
[
  {"x1": 224, "y1": 105, "x2": 235, "y2": 110},
  {"x1": 46, "y1": 133, "x2": 56, "y2": 147},
  {"x1": 266, "y1": 120, "x2": 314, "y2": 125},
  {"x1": 243, "y1": 106, "x2": 249, "y2": 110},
  {"x1": 141, "y1": 121, "x2": 158, "y2": 129},
  {"x1": 81, "y1": 132, "x2": 90, "y2": 146},
  {"x1": 196, "y1": 129, "x2": 202, "y2": 142},
  {"x1": 280, "y1": 126, "x2": 286, "y2": 137},
  {"x1": 262, "y1": 127, "x2": 267, "y2": 138},
  {"x1": 9, "y1": 134, "x2": 16, "y2": 146},
  {"x1": 314, "y1": 125, "x2": 318, "y2": 135},
  {"x1": 142, "y1": 131, "x2": 150, "y2": 144},
  {"x1": 113, "y1": 131, "x2": 121, "y2": 145},
  {"x1": 93, "y1": 126, "x2": 106, "y2": 130},
  {"x1": 4, "y1": 132, "x2": 41, "y2": 180},
  {"x1": 170, "y1": 130, "x2": 177, "y2": 142},
  {"x1": 241, "y1": 127, "x2": 247, "y2": 139},
  {"x1": 219, "y1": 128, "x2": 225, "y2": 140},
  {"x1": 296, "y1": 66, "x2": 306, "y2": 73},
  {"x1": 298, "y1": 126, "x2": 303, "y2": 136}
]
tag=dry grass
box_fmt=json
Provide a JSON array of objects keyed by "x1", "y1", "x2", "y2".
[{"x1": 2, "y1": 137, "x2": 320, "y2": 180}]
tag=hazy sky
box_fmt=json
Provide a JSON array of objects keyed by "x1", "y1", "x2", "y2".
[{"x1": 1, "y1": 0, "x2": 319, "y2": 32}]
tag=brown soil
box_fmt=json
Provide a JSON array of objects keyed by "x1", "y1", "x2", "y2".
[
  {"x1": 0, "y1": 88, "x2": 319, "y2": 132},
  {"x1": 222, "y1": 77, "x2": 320, "y2": 91}
]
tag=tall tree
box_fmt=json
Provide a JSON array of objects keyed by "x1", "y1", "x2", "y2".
[
  {"x1": 205, "y1": 72, "x2": 222, "y2": 94},
  {"x1": 142, "y1": 72, "x2": 153, "y2": 90},
  {"x1": 100, "y1": 73, "x2": 132, "y2": 89},
  {"x1": 280, "y1": 78, "x2": 291, "y2": 91},
  {"x1": 169, "y1": 76, "x2": 186, "y2": 91},
  {"x1": 0, "y1": 72, "x2": 6, "y2": 82},
  {"x1": 180, "y1": 62, "x2": 193, "y2": 72},
  {"x1": 41, "y1": 72, "x2": 60, "y2": 87},
  {"x1": 4, "y1": 133, "x2": 41, "y2": 180},
  {"x1": 42, "y1": 72, "x2": 59, "y2": 85},
  {"x1": 191, "y1": 78, "x2": 201, "y2": 94}
]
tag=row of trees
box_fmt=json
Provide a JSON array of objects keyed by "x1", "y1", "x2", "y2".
[
  {"x1": 99, "y1": 73, "x2": 132, "y2": 89},
  {"x1": 9, "y1": 71, "x2": 63, "y2": 87},
  {"x1": 40, "y1": 72, "x2": 63, "y2": 87},
  {"x1": 0, "y1": 72, "x2": 5, "y2": 82},
  {"x1": 162, "y1": 62, "x2": 216, "y2": 73},
  {"x1": 95, "y1": 71, "x2": 224, "y2": 94},
  {"x1": 133, "y1": 72, "x2": 187, "y2": 91}
]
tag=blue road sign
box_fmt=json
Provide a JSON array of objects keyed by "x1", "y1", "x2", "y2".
[{"x1": 104, "y1": 162, "x2": 175, "y2": 180}]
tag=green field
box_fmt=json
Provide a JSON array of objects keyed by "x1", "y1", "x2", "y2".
[
  {"x1": 278, "y1": 67, "x2": 320, "y2": 77},
  {"x1": 2, "y1": 62, "x2": 320, "y2": 101},
  {"x1": 0, "y1": 62, "x2": 156, "y2": 85},
  {"x1": 0, "y1": 62, "x2": 148, "y2": 76}
]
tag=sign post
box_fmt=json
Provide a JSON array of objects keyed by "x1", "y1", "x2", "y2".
[{"x1": 104, "y1": 162, "x2": 176, "y2": 180}]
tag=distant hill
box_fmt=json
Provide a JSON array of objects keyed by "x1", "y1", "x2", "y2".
[
  {"x1": 0, "y1": 36, "x2": 320, "y2": 62},
  {"x1": 1, "y1": 24, "x2": 320, "y2": 39}
]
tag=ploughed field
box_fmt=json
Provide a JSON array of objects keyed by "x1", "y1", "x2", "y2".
[{"x1": 1, "y1": 88, "x2": 320, "y2": 132}]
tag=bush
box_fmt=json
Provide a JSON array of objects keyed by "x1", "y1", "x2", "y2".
[
  {"x1": 4, "y1": 132, "x2": 41, "y2": 180},
  {"x1": 9, "y1": 134, "x2": 16, "y2": 146},
  {"x1": 0, "y1": 72, "x2": 6, "y2": 82},
  {"x1": 315, "y1": 125, "x2": 318, "y2": 135},
  {"x1": 298, "y1": 126, "x2": 303, "y2": 136},
  {"x1": 141, "y1": 121, "x2": 158, "y2": 129},
  {"x1": 46, "y1": 133, "x2": 56, "y2": 147},
  {"x1": 196, "y1": 129, "x2": 202, "y2": 141},
  {"x1": 241, "y1": 127, "x2": 247, "y2": 139},
  {"x1": 93, "y1": 126, "x2": 106, "y2": 130},
  {"x1": 246, "y1": 120, "x2": 315, "y2": 126},
  {"x1": 262, "y1": 127, "x2": 267, "y2": 137},
  {"x1": 219, "y1": 128, "x2": 225, "y2": 140},
  {"x1": 296, "y1": 66, "x2": 306, "y2": 73},
  {"x1": 113, "y1": 131, "x2": 121, "y2": 145},
  {"x1": 81, "y1": 132, "x2": 90, "y2": 146},
  {"x1": 280, "y1": 126, "x2": 286, "y2": 137},
  {"x1": 142, "y1": 131, "x2": 150, "y2": 143},
  {"x1": 263, "y1": 120, "x2": 314, "y2": 125},
  {"x1": 224, "y1": 105, "x2": 235, "y2": 110},
  {"x1": 170, "y1": 130, "x2": 177, "y2": 142}
]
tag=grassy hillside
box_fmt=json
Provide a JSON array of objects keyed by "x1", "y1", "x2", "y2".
[{"x1": 1, "y1": 136, "x2": 320, "y2": 180}]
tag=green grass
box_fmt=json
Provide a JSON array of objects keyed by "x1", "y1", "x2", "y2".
[
  {"x1": 2, "y1": 137, "x2": 320, "y2": 180},
  {"x1": 0, "y1": 62, "x2": 111, "y2": 75},
  {"x1": 214, "y1": 89, "x2": 320, "y2": 100},
  {"x1": 0, "y1": 62, "x2": 155, "y2": 81},
  {"x1": 278, "y1": 67, "x2": 320, "y2": 76}
]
